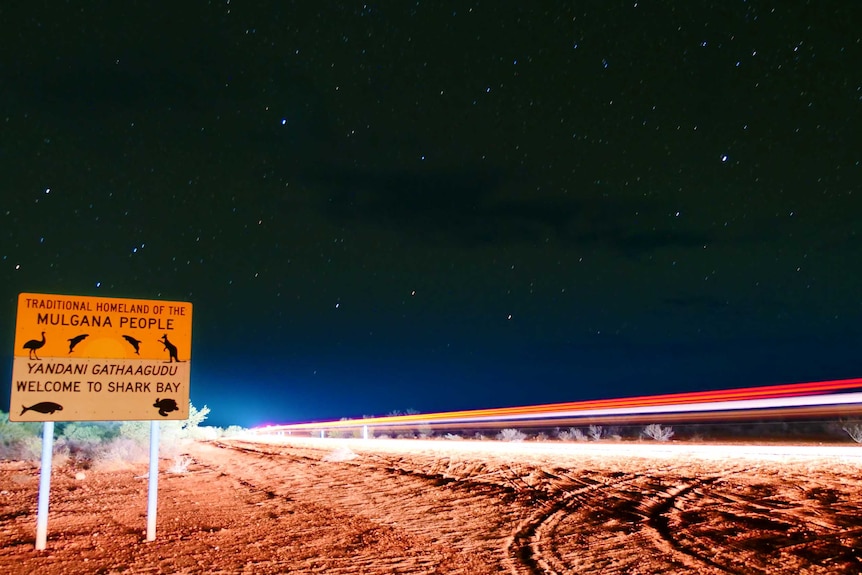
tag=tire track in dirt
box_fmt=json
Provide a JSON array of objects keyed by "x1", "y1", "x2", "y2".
[
  {"x1": 222, "y1": 441, "x2": 751, "y2": 574},
  {"x1": 635, "y1": 474, "x2": 747, "y2": 575},
  {"x1": 205, "y1": 439, "x2": 533, "y2": 574},
  {"x1": 502, "y1": 464, "x2": 763, "y2": 575},
  {"x1": 657, "y1": 468, "x2": 862, "y2": 574},
  {"x1": 218, "y1": 440, "x2": 599, "y2": 575},
  {"x1": 218, "y1": 438, "x2": 862, "y2": 574},
  {"x1": 504, "y1": 471, "x2": 646, "y2": 575},
  {"x1": 503, "y1": 465, "x2": 705, "y2": 575}
]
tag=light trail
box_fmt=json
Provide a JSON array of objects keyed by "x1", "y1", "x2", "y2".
[
  {"x1": 255, "y1": 377, "x2": 862, "y2": 435},
  {"x1": 240, "y1": 434, "x2": 862, "y2": 464}
]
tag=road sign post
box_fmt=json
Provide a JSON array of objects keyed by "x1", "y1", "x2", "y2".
[
  {"x1": 9, "y1": 292, "x2": 193, "y2": 548},
  {"x1": 147, "y1": 420, "x2": 160, "y2": 542},
  {"x1": 35, "y1": 421, "x2": 54, "y2": 551}
]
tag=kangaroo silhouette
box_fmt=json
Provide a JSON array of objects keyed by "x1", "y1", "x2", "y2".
[
  {"x1": 159, "y1": 334, "x2": 179, "y2": 362},
  {"x1": 23, "y1": 332, "x2": 46, "y2": 360}
]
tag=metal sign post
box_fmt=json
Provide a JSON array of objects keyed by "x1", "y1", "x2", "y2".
[
  {"x1": 146, "y1": 420, "x2": 159, "y2": 541},
  {"x1": 35, "y1": 421, "x2": 55, "y2": 551}
]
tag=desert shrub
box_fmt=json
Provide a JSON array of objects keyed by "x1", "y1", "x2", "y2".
[
  {"x1": 117, "y1": 403, "x2": 210, "y2": 441},
  {"x1": 0, "y1": 410, "x2": 42, "y2": 440},
  {"x1": 0, "y1": 405, "x2": 214, "y2": 464},
  {"x1": 444, "y1": 433, "x2": 463, "y2": 441},
  {"x1": 642, "y1": 423, "x2": 674, "y2": 441},
  {"x1": 60, "y1": 422, "x2": 117, "y2": 443},
  {"x1": 51, "y1": 442, "x2": 71, "y2": 468},
  {"x1": 558, "y1": 427, "x2": 588, "y2": 441},
  {"x1": 841, "y1": 423, "x2": 862, "y2": 443},
  {"x1": 185, "y1": 404, "x2": 210, "y2": 430},
  {"x1": 117, "y1": 420, "x2": 151, "y2": 443},
  {"x1": 328, "y1": 427, "x2": 363, "y2": 439},
  {"x1": 497, "y1": 428, "x2": 527, "y2": 442},
  {"x1": 416, "y1": 424, "x2": 433, "y2": 438},
  {"x1": 54, "y1": 422, "x2": 125, "y2": 466},
  {"x1": 588, "y1": 425, "x2": 604, "y2": 441},
  {"x1": 187, "y1": 425, "x2": 219, "y2": 441},
  {"x1": 54, "y1": 438, "x2": 100, "y2": 467},
  {"x1": 168, "y1": 455, "x2": 193, "y2": 474},
  {"x1": 1, "y1": 435, "x2": 43, "y2": 461},
  {"x1": 385, "y1": 408, "x2": 420, "y2": 417},
  {"x1": 93, "y1": 438, "x2": 150, "y2": 470},
  {"x1": 221, "y1": 425, "x2": 245, "y2": 438},
  {"x1": 110, "y1": 403, "x2": 210, "y2": 458},
  {"x1": 0, "y1": 411, "x2": 47, "y2": 461},
  {"x1": 157, "y1": 403, "x2": 211, "y2": 443},
  {"x1": 327, "y1": 417, "x2": 364, "y2": 438}
]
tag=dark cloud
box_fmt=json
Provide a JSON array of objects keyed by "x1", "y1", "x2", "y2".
[{"x1": 302, "y1": 164, "x2": 720, "y2": 257}]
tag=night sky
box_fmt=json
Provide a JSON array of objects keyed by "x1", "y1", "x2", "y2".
[{"x1": 2, "y1": 2, "x2": 861, "y2": 429}]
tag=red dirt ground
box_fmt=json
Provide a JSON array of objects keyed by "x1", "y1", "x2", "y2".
[{"x1": 2, "y1": 436, "x2": 861, "y2": 574}]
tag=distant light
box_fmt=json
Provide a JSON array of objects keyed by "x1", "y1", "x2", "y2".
[
  {"x1": 96, "y1": 282, "x2": 101, "y2": 288},
  {"x1": 721, "y1": 154, "x2": 728, "y2": 162},
  {"x1": 281, "y1": 119, "x2": 287, "y2": 125}
]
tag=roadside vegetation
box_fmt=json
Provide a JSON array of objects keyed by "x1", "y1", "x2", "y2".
[
  {"x1": 5, "y1": 407, "x2": 860, "y2": 468},
  {"x1": 311, "y1": 417, "x2": 862, "y2": 444},
  {"x1": 0, "y1": 404, "x2": 247, "y2": 468}
]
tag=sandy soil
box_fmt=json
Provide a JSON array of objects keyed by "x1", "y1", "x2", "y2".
[{"x1": 2, "y1": 436, "x2": 862, "y2": 574}]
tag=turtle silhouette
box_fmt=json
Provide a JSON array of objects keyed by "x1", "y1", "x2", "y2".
[{"x1": 153, "y1": 398, "x2": 178, "y2": 417}]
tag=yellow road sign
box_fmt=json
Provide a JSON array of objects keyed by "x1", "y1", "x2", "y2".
[{"x1": 10, "y1": 293, "x2": 193, "y2": 422}]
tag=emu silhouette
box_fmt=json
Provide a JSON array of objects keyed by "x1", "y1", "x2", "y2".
[
  {"x1": 159, "y1": 334, "x2": 179, "y2": 362},
  {"x1": 23, "y1": 332, "x2": 46, "y2": 360}
]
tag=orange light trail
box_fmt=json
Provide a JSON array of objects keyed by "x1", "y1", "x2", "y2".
[{"x1": 256, "y1": 377, "x2": 862, "y2": 433}]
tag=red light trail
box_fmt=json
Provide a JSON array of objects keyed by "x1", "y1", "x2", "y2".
[{"x1": 256, "y1": 377, "x2": 862, "y2": 434}]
